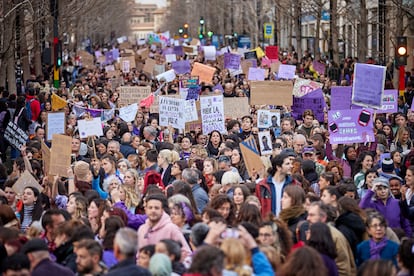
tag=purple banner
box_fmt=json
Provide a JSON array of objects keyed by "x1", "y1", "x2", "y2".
[
  {"x1": 172, "y1": 60, "x2": 191, "y2": 74},
  {"x1": 112, "y1": 49, "x2": 120, "y2": 60},
  {"x1": 173, "y1": 46, "x2": 184, "y2": 56},
  {"x1": 105, "y1": 51, "x2": 114, "y2": 64},
  {"x1": 224, "y1": 53, "x2": 241, "y2": 70},
  {"x1": 246, "y1": 59, "x2": 257, "y2": 68},
  {"x1": 352, "y1": 63, "x2": 386, "y2": 108},
  {"x1": 331, "y1": 86, "x2": 352, "y2": 110},
  {"x1": 292, "y1": 88, "x2": 325, "y2": 122},
  {"x1": 163, "y1": 47, "x2": 174, "y2": 55},
  {"x1": 186, "y1": 86, "x2": 200, "y2": 100},
  {"x1": 328, "y1": 108, "x2": 375, "y2": 144},
  {"x1": 312, "y1": 61, "x2": 326, "y2": 75},
  {"x1": 377, "y1": 90, "x2": 398, "y2": 113}
]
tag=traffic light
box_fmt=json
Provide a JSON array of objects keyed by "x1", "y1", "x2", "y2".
[
  {"x1": 207, "y1": 31, "x2": 213, "y2": 38},
  {"x1": 233, "y1": 32, "x2": 238, "y2": 37},
  {"x1": 396, "y1": 36, "x2": 407, "y2": 66},
  {"x1": 178, "y1": 28, "x2": 183, "y2": 35},
  {"x1": 199, "y1": 17, "x2": 205, "y2": 39},
  {"x1": 199, "y1": 17, "x2": 205, "y2": 25},
  {"x1": 183, "y1": 23, "x2": 189, "y2": 39},
  {"x1": 53, "y1": 37, "x2": 62, "y2": 68}
]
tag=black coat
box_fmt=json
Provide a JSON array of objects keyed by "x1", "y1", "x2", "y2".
[
  {"x1": 335, "y1": 211, "x2": 366, "y2": 256},
  {"x1": 106, "y1": 258, "x2": 151, "y2": 276}
]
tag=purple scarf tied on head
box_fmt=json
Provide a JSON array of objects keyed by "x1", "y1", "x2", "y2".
[{"x1": 369, "y1": 237, "x2": 388, "y2": 260}]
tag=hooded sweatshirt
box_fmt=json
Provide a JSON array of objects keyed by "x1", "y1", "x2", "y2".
[{"x1": 138, "y1": 212, "x2": 192, "y2": 261}]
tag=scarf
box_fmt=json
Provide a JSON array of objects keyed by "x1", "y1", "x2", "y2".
[
  {"x1": 369, "y1": 237, "x2": 388, "y2": 260},
  {"x1": 21, "y1": 205, "x2": 34, "y2": 232},
  {"x1": 279, "y1": 205, "x2": 306, "y2": 224},
  {"x1": 206, "y1": 142, "x2": 219, "y2": 157}
]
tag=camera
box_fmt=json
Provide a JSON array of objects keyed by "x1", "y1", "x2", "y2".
[{"x1": 220, "y1": 228, "x2": 239, "y2": 239}]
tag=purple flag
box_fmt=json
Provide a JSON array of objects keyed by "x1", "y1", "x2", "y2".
[
  {"x1": 86, "y1": 108, "x2": 102, "y2": 118},
  {"x1": 173, "y1": 46, "x2": 184, "y2": 56},
  {"x1": 105, "y1": 51, "x2": 114, "y2": 64},
  {"x1": 224, "y1": 53, "x2": 241, "y2": 70},
  {"x1": 172, "y1": 60, "x2": 191, "y2": 74},
  {"x1": 331, "y1": 86, "x2": 352, "y2": 110},
  {"x1": 328, "y1": 108, "x2": 375, "y2": 144},
  {"x1": 352, "y1": 63, "x2": 386, "y2": 108}
]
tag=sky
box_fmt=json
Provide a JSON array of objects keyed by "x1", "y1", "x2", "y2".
[{"x1": 137, "y1": 0, "x2": 166, "y2": 7}]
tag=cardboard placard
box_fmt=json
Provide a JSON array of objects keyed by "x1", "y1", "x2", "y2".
[
  {"x1": 120, "y1": 56, "x2": 136, "y2": 70},
  {"x1": 41, "y1": 141, "x2": 51, "y2": 176},
  {"x1": 46, "y1": 112, "x2": 66, "y2": 141},
  {"x1": 240, "y1": 136, "x2": 264, "y2": 177},
  {"x1": 118, "y1": 86, "x2": 152, "y2": 106},
  {"x1": 270, "y1": 60, "x2": 281, "y2": 72},
  {"x1": 78, "y1": 50, "x2": 94, "y2": 68},
  {"x1": 185, "y1": 101, "x2": 202, "y2": 133},
  {"x1": 4, "y1": 122, "x2": 28, "y2": 150},
  {"x1": 137, "y1": 48, "x2": 150, "y2": 59},
  {"x1": 107, "y1": 70, "x2": 121, "y2": 79},
  {"x1": 292, "y1": 78, "x2": 324, "y2": 98},
  {"x1": 191, "y1": 62, "x2": 216, "y2": 84},
  {"x1": 143, "y1": 58, "x2": 156, "y2": 75},
  {"x1": 241, "y1": 60, "x2": 253, "y2": 76},
  {"x1": 12, "y1": 170, "x2": 43, "y2": 194},
  {"x1": 223, "y1": 97, "x2": 250, "y2": 119},
  {"x1": 49, "y1": 134, "x2": 72, "y2": 177},
  {"x1": 250, "y1": 81, "x2": 293, "y2": 106}
]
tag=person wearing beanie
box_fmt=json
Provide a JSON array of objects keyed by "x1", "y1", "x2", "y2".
[
  {"x1": 148, "y1": 253, "x2": 173, "y2": 276},
  {"x1": 73, "y1": 161, "x2": 92, "y2": 195},
  {"x1": 359, "y1": 177, "x2": 412, "y2": 237}
]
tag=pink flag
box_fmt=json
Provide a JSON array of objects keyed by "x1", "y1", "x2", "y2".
[{"x1": 140, "y1": 93, "x2": 154, "y2": 108}]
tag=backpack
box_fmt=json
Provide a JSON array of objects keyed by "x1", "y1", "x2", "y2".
[{"x1": 25, "y1": 99, "x2": 34, "y2": 121}]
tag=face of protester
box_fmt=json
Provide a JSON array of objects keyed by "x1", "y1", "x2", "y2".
[
  {"x1": 22, "y1": 188, "x2": 37, "y2": 206},
  {"x1": 278, "y1": 157, "x2": 293, "y2": 176},
  {"x1": 281, "y1": 192, "x2": 292, "y2": 209},
  {"x1": 307, "y1": 205, "x2": 323, "y2": 225},
  {"x1": 72, "y1": 138, "x2": 81, "y2": 153},
  {"x1": 361, "y1": 155, "x2": 374, "y2": 171},
  {"x1": 117, "y1": 161, "x2": 128, "y2": 173},
  {"x1": 45, "y1": 102, "x2": 52, "y2": 110},
  {"x1": 203, "y1": 160, "x2": 214, "y2": 175},
  {"x1": 389, "y1": 179, "x2": 402, "y2": 197},
  {"x1": 345, "y1": 147, "x2": 357, "y2": 161},
  {"x1": 4, "y1": 187, "x2": 16, "y2": 205},
  {"x1": 76, "y1": 247, "x2": 97, "y2": 274},
  {"x1": 293, "y1": 138, "x2": 306, "y2": 155},
  {"x1": 303, "y1": 115, "x2": 314, "y2": 127},
  {"x1": 217, "y1": 202, "x2": 231, "y2": 219},
  {"x1": 375, "y1": 119, "x2": 383, "y2": 130},
  {"x1": 383, "y1": 125, "x2": 392, "y2": 136},
  {"x1": 395, "y1": 114, "x2": 407, "y2": 127},
  {"x1": 145, "y1": 199, "x2": 164, "y2": 226},
  {"x1": 401, "y1": 131, "x2": 410, "y2": 143},
  {"x1": 375, "y1": 184, "x2": 389, "y2": 201},
  {"x1": 137, "y1": 251, "x2": 151, "y2": 269},
  {"x1": 367, "y1": 217, "x2": 386, "y2": 242},
  {"x1": 181, "y1": 137, "x2": 192, "y2": 151},
  {"x1": 101, "y1": 159, "x2": 114, "y2": 174},
  {"x1": 150, "y1": 119, "x2": 158, "y2": 129},
  {"x1": 124, "y1": 171, "x2": 135, "y2": 187},
  {"x1": 392, "y1": 152, "x2": 401, "y2": 165},
  {"x1": 88, "y1": 201, "x2": 99, "y2": 218},
  {"x1": 231, "y1": 149, "x2": 241, "y2": 165},
  {"x1": 233, "y1": 187, "x2": 245, "y2": 206},
  {"x1": 318, "y1": 176, "x2": 330, "y2": 190},
  {"x1": 281, "y1": 120, "x2": 293, "y2": 132},
  {"x1": 106, "y1": 129, "x2": 114, "y2": 140},
  {"x1": 66, "y1": 196, "x2": 77, "y2": 215},
  {"x1": 241, "y1": 117, "x2": 252, "y2": 132},
  {"x1": 321, "y1": 190, "x2": 336, "y2": 206},
  {"x1": 210, "y1": 132, "x2": 221, "y2": 146},
  {"x1": 96, "y1": 144, "x2": 106, "y2": 154},
  {"x1": 170, "y1": 207, "x2": 186, "y2": 228},
  {"x1": 108, "y1": 179, "x2": 120, "y2": 193},
  {"x1": 365, "y1": 172, "x2": 377, "y2": 189},
  {"x1": 406, "y1": 169, "x2": 414, "y2": 189},
  {"x1": 137, "y1": 176, "x2": 145, "y2": 193},
  {"x1": 196, "y1": 134, "x2": 207, "y2": 146},
  {"x1": 258, "y1": 225, "x2": 276, "y2": 246},
  {"x1": 171, "y1": 163, "x2": 182, "y2": 177}
]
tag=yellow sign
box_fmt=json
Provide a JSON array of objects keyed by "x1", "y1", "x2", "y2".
[{"x1": 264, "y1": 23, "x2": 274, "y2": 39}]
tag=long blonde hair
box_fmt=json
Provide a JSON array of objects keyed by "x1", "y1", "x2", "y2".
[
  {"x1": 220, "y1": 238, "x2": 252, "y2": 276},
  {"x1": 119, "y1": 185, "x2": 139, "y2": 210}
]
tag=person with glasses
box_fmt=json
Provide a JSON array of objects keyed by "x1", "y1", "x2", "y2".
[
  {"x1": 356, "y1": 212, "x2": 399, "y2": 268},
  {"x1": 258, "y1": 219, "x2": 292, "y2": 263}
]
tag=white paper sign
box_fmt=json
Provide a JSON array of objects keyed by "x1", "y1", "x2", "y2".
[
  {"x1": 277, "y1": 64, "x2": 296, "y2": 79},
  {"x1": 105, "y1": 65, "x2": 115, "y2": 72},
  {"x1": 257, "y1": 110, "x2": 271, "y2": 129},
  {"x1": 165, "y1": 54, "x2": 177, "y2": 63},
  {"x1": 78, "y1": 118, "x2": 104, "y2": 139},
  {"x1": 159, "y1": 96, "x2": 186, "y2": 129},
  {"x1": 122, "y1": 60, "x2": 130, "y2": 73},
  {"x1": 183, "y1": 100, "x2": 198, "y2": 122},
  {"x1": 119, "y1": 104, "x2": 138, "y2": 123},
  {"x1": 258, "y1": 131, "x2": 273, "y2": 156},
  {"x1": 248, "y1": 67, "x2": 266, "y2": 81},
  {"x1": 156, "y1": 69, "x2": 176, "y2": 82},
  {"x1": 203, "y1": 46, "x2": 217, "y2": 61},
  {"x1": 200, "y1": 95, "x2": 226, "y2": 134},
  {"x1": 47, "y1": 112, "x2": 66, "y2": 141}
]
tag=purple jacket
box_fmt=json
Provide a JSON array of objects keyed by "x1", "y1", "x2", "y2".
[
  {"x1": 113, "y1": 202, "x2": 146, "y2": 230},
  {"x1": 359, "y1": 189, "x2": 412, "y2": 236},
  {"x1": 325, "y1": 143, "x2": 352, "y2": 178}
]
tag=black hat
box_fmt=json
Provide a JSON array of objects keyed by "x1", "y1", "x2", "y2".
[
  {"x1": 281, "y1": 148, "x2": 297, "y2": 157},
  {"x1": 21, "y1": 238, "x2": 48, "y2": 254}
]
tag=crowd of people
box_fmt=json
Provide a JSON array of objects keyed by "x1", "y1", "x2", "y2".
[{"x1": 0, "y1": 42, "x2": 414, "y2": 276}]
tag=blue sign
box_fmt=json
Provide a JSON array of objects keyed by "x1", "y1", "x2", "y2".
[
  {"x1": 265, "y1": 25, "x2": 272, "y2": 35},
  {"x1": 238, "y1": 35, "x2": 251, "y2": 49}
]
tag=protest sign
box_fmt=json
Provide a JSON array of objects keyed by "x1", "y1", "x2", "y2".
[
  {"x1": 156, "y1": 69, "x2": 176, "y2": 82},
  {"x1": 270, "y1": 60, "x2": 281, "y2": 72},
  {"x1": 46, "y1": 112, "x2": 65, "y2": 141},
  {"x1": 121, "y1": 59, "x2": 130, "y2": 73},
  {"x1": 105, "y1": 65, "x2": 115, "y2": 72},
  {"x1": 277, "y1": 64, "x2": 296, "y2": 80},
  {"x1": 185, "y1": 101, "x2": 202, "y2": 133},
  {"x1": 330, "y1": 86, "x2": 352, "y2": 110},
  {"x1": 224, "y1": 53, "x2": 241, "y2": 70},
  {"x1": 223, "y1": 97, "x2": 249, "y2": 119},
  {"x1": 244, "y1": 51, "x2": 257, "y2": 60},
  {"x1": 352, "y1": 63, "x2": 386, "y2": 108},
  {"x1": 203, "y1": 46, "x2": 216, "y2": 61},
  {"x1": 269, "y1": 110, "x2": 281, "y2": 128},
  {"x1": 255, "y1": 47, "x2": 265, "y2": 58},
  {"x1": 154, "y1": 64, "x2": 166, "y2": 76},
  {"x1": 265, "y1": 46, "x2": 279, "y2": 59},
  {"x1": 49, "y1": 134, "x2": 72, "y2": 177},
  {"x1": 183, "y1": 45, "x2": 197, "y2": 55},
  {"x1": 240, "y1": 136, "x2": 264, "y2": 177},
  {"x1": 173, "y1": 46, "x2": 184, "y2": 56},
  {"x1": 261, "y1": 58, "x2": 278, "y2": 67},
  {"x1": 292, "y1": 78, "x2": 323, "y2": 97},
  {"x1": 190, "y1": 38, "x2": 200, "y2": 46},
  {"x1": 119, "y1": 104, "x2": 139, "y2": 123},
  {"x1": 78, "y1": 118, "x2": 104, "y2": 139},
  {"x1": 191, "y1": 62, "x2": 216, "y2": 84},
  {"x1": 257, "y1": 110, "x2": 272, "y2": 128},
  {"x1": 241, "y1": 60, "x2": 253, "y2": 76},
  {"x1": 118, "y1": 86, "x2": 151, "y2": 106},
  {"x1": 137, "y1": 48, "x2": 149, "y2": 59},
  {"x1": 376, "y1": 90, "x2": 398, "y2": 113},
  {"x1": 292, "y1": 89, "x2": 325, "y2": 122},
  {"x1": 120, "y1": 56, "x2": 136, "y2": 70},
  {"x1": 200, "y1": 95, "x2": 226, "y2": 134},
  {"x1": 165, "y1": 54, "x2": 177, "y2": 63},
  {"x1": 143, "y1": 58, "x2": 156, "y2": 75},
  {"x1": 258, "y1": 131, "x2": 273, "y2": 156},
  {"x1": 107, "y1": 69, "x2": 120, "y2": 79},
  {"x1": 328, "y1": 108, "x2": 375, "y2": 144},
  {"x1": 119, "y1": 41, "x2": 132, "y2": 50},
  {"x1": 41, "y1": 141, "x2": 51, "y2": 176},
  {"x1": 110, "y1": 77, "x2": 123, "y2": 89},
  {"x1": 51, "y1": 93, "x2": 67, "y2": 111},
  {"x1": 248, "y1": 67, "x2": 266, "y2": 81},
  {"x1": 183, "y1": 100, "x2": 198, "y2": 123},
  {"x1": 78, "y1": 50, "x2": 94, "y2": 68},
  {"x1": 150, "y1": 95, "x2": 180, "y2": 113},
  {"x1": 313, "y1": 61, "x2": 326, "y2": 75},
  {"x1": 172, "y1": 60, "x2": 191, "y2": 74},
  {"x1": 159, "y1": 96, "x2": 186, "y2": 129},
  {"x1": 4, "y1": 122, "x2": 28, "y2": 150},
  {"x1": 180, "y1": 75, "x2": 199, "y2": 88},
  {"x1": 112, "y1": 48, "x2": 120, "y2": 60},
  {"x1": 250, "y1": 81, "x2": 293, "y2": 106},
  {"x1": 13, "y1": 171, "x2": 43, "y2": 195}
]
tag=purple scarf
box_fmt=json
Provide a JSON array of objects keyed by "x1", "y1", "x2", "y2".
[{"x1": 369, "y1": 237, "x2": 388, "y2": 260}]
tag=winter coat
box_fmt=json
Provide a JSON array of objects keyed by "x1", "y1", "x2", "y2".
[
  {"x1": 356, "y1": 239, "x2": 399, "y2": 267},
  {"x1": 137, "y1": 212, "x2": 192, "y2": 261},
  {"x1": 113, "y1": 201, "x2": 146, "y2": 230},
  {"x1": 328, "y1": 223, "x2": 357, "y2": 276},
  {"x1": 335, "y1": 211, "x2": 366, "y2": 257},
  {"x1": 359, "y1": 189, "x2": 412, "y2": 237}
]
